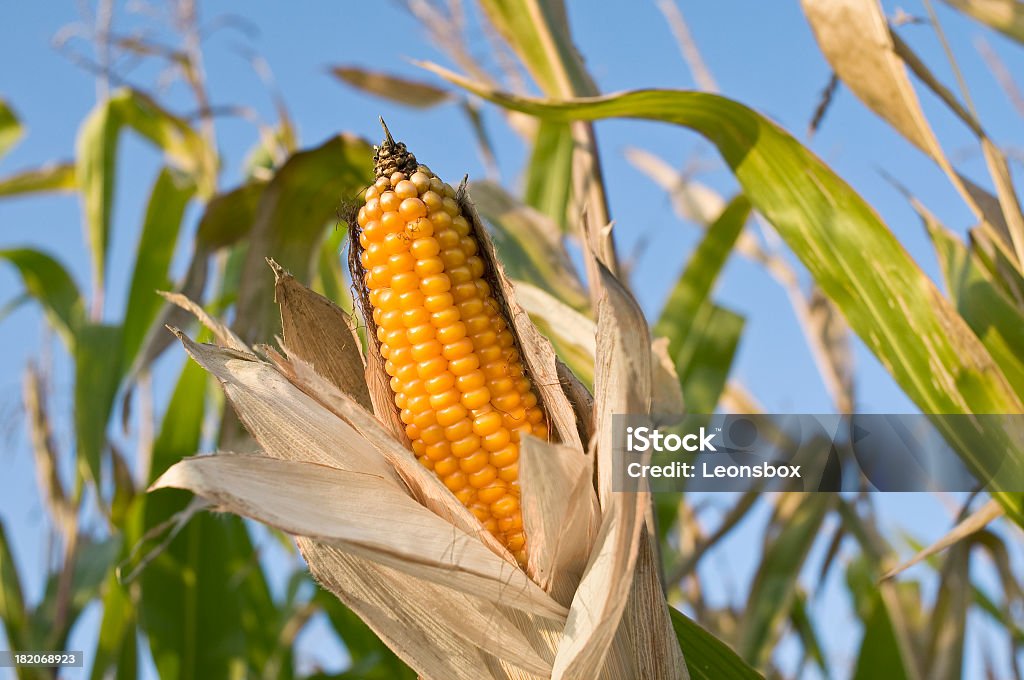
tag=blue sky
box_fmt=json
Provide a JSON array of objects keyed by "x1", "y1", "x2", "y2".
[{"x1": 1, "y1": 1, "x2": 1023, "y2": 678}]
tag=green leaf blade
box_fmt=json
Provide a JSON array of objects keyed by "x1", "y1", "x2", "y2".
[
  {"x1": 0, "y1": 248, "x2": 83, "y2": 346},
  {"x1": 121, "y1": 168, "x2": 195, "y2": 367}
]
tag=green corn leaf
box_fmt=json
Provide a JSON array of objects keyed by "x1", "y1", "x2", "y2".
[
  {"x1": 0, "y1": 521, "x2": 29, "y2": 652},
  {"x1": 0, "y1": 163, "x2": 76, "y2": 196},
  {"x1": 74, "y1": 323, "x2": 123, "y2": 484},
  {"x1": 89, "y1": 569, "x2": 137, "y2": 680},
  {"x1": 678, "y1": 303, "x2": 744, "y2": 415},
  {"x1": 669, "y1": 608, "x2": 764, "y2": 680},
  {"x1": 29, "y1": 536, "x2": 121, "y2": 652},
  {"x1": 196, "y1": 180, "x2": 267, "y2": 250},
  {"x1": 523, "y1": 121, "x2": 574, "y2": 231},
  {"x1": 121, "y1": 168, "x2": 195, "y2": 367},
  {"x1": 655, "y1": 193, "x2": 751, "y2": 360},
  {"x1": 140, "y1": 360, "x2": 278, "y2": 680},
  {"x1": 0, "y1": 98, "x2": 23, "y2": 159},
  {"x1": 738, "y1": 494, "x2": 834, "y2": 668},
  {"x1": 921, "y1": 208, "x2": 1024, "y2": 400},
  {"x1": 232, "y1": 134, "x2": 372, "y2": 344},
  {"x1": 423, "y1": 69, "x2": 1024, "y2": 520},
  {"x1": 0, "y1": 248, "x2": 83, "y2": 347},
  {"x1": 75, "y1": 89, "x2": 215, "y2": 297},
  {"x1": 852, "y1": 590, "x2": 914, "y2": 680},
  {"x1": 790, "y1": 591, "x2": 830, "y2": 677}
]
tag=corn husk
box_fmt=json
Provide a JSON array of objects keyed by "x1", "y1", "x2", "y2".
[{"x1": 151, "y1": 178, "x2": 687, "y2": 679}]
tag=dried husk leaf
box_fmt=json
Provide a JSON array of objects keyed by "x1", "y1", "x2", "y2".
[
  {"x1": 303, "y1": 540, "x2": 557, "y2": 680},
  {"x1": 621, "y1": 529, "x2": 689, "y2": 679},
  {"x1": 556, "y1": 359, "x2": 595, "y2": 445},
  {"x1": 159, "y1": 291, "x2": 247, "y2": 352},
  {"x1": 552, "y1": 264, "x2": 653, "y2": 679},
  {"x1": 520, "y1": 435, "x2": 600, "y2": 605},
  {"x1": 269, "y1": 258, "x2": 371, "y2": 411},
  {"x1": 301, "y1": 541, "x2": 495, "y2": 680},
  {"x1": 459, "y1": 189, "x2": 586, "y2": 452},
  {"x1": 152, "y1": 454, "x2": 567, "y2": 620},
  {"x1": 265, "y1": 345, "x2": 518, "y2": 565},
  {"x1": 801, "y1": 0, "x2": 1021, "y2": 255},
  {"x1": 514, "y1": 280, "x2": 596, "y2": 358},
  {"x1": 650, "y1": 337, "x2": 685, "y2": 423},
  {"x1": 171, "y1": 329, "x2": 398, "y2": 480}
]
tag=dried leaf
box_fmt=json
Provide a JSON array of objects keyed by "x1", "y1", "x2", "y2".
[
  {"x1": 621, "y1": 530, "x2": 688, "y2": 679},
  {"x1": 553, "y1": 264, "x2": 652, "y2": 679},
  {"x1": 23, "y1": 365, "x2": 73, "y2": 531},
  {"x1": 330, "y1": 66, "x2": 453, "y2": 108},
  {"x1": 520, "y1": 436, "x2": 599, "y2": 603},
  {"x1": 265, "y1": 347, "x2": 517, "y2": 565},
  {"x1": 299, "y1": 541, "x2": 494, "y2": 680},
  {"x1": 160, "y1": 293, "x2": 247, "y2": 352},
  {"x1": 172, "y1": 330, "x2": 397, "y2": 480},
  {"x1": 801, "y1": 0, "x2": 943, "y2": 159},
  {"x1": 461, "y1": 190, "x2": 585, "y2": 452},
  {"x1": 650, "y1": 337, "x2": 685, "y2": 422},
  {"x1": 270, "y1": 258, "x2": 371, "y2": 410},
  {"x1": 152, "y1": 454, "x2": 567, "y2": 620}
]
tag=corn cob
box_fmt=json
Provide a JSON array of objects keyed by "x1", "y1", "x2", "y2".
[{"x1": 353, "y1": 121, "x2": 548, "y2": 566}]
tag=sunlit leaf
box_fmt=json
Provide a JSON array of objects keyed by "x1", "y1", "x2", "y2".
[
  {"x1": 122, "y1": 168, "x2": 195, "y2": 368},
  {"x1": 233, "y1": 134, "x2": 372, "y2": 344},
  {"x1": 524, "y1": 121, "x2": 573, "y2": 230},
  {"x1": 0, "y1": 98, "x2": 23, "y2": 159},
  {"x1": 0, "y1": 162, "x2": 76, "y2": 196},
  {"x1": 941, "y1": 0, "x2": 1024, "y2": 44},
  {"x1": 422, "y1": 68, "x2": 1024, "y2": 520},
  {"x1": 140, "y1": 359, "x2": 276, "y2": 679},
  {"x1": 738, "y1": 494, "x2": 833, "y2": 668},
  {"x1": 330, "y1": 66, "x2": 452, "y2": 108},
  {"x1": 921, "y1": 208, "x2": 1024, "y2": 399},
  {"x1": 669, "y1": 608, "x2": 764, "y2": 680},
  {"x1": 0, "y1": 247, "x2": 83, "y2": 347},
  {"x1": 74, "y1": 323, "x2": 122, "y2": 484},
  {"x1": 477, "y1": 0, "x2": 596, "y2": 97},
  {"x1": 0, "y1": 521, "x2": 29, "y2": 651}
]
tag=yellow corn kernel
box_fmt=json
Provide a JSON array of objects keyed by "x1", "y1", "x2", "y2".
[{"x1": 356, "y1": 123, "x2": 549, "y2": 566}]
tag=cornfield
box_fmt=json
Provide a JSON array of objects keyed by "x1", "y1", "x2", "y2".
[{"x1": 1, "y1": 1, "x2": 1023, "y2": 678}]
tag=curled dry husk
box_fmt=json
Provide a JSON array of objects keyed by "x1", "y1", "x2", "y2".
[{"x1": 151, "y1": 185, "x2": 687, "y2": 679}]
